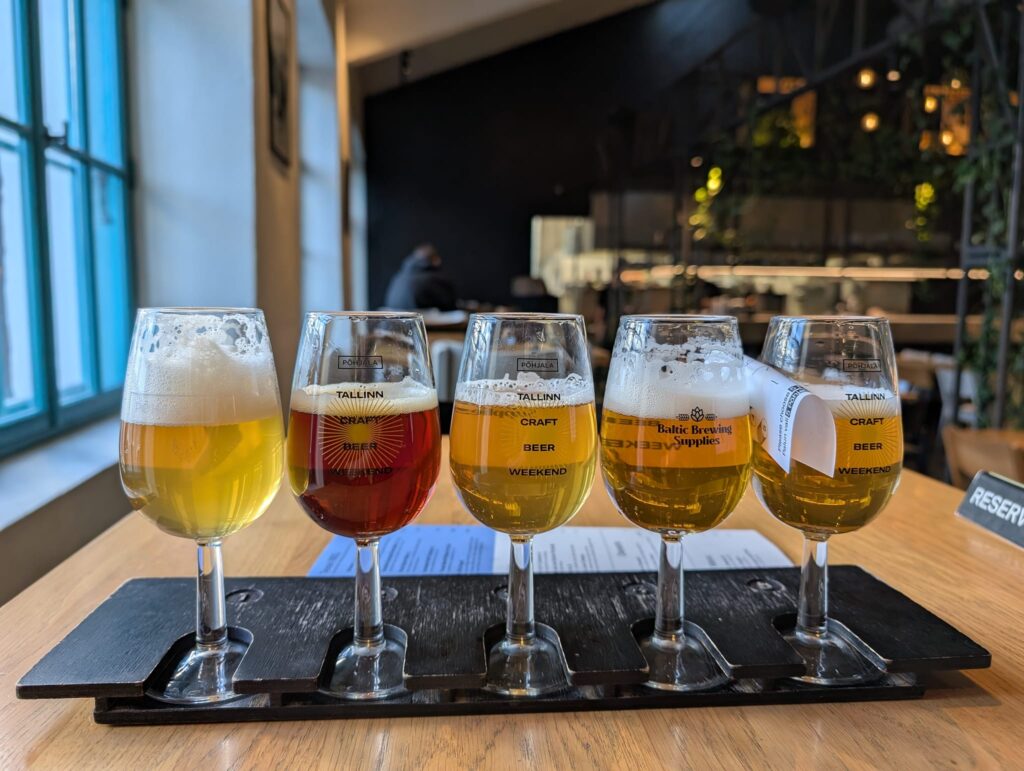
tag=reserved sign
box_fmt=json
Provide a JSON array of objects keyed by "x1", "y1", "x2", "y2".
[{"x1": 957, "y1": 471, "x2": 1024, "y2": 548}]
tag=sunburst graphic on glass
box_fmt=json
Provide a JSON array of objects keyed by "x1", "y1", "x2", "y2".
[
  {"x1": 319, "y1": 399, "x2": 406, "y2": 470},
  {"x1": 287, "y1": 312, "x2": 441, "y2": 701}
]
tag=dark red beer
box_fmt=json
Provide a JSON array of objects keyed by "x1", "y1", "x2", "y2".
[{"x1": 287, "y1": 405, "x2": 441, "y2": 538}]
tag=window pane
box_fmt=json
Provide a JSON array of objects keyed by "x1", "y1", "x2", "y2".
[
  {"x1": 91, "y1": 169, "x2": 128, "y2": 389},
  {"x1": 0, "y1": 0, "x2": 22, "y2": 122},
  {"x1": 83, "y1": 1, "x2": 122, "y2": 166},
  {"x1": 0, "y1": 127, "x2": 42, "y2": 422},
  {"x1": 38, "y1": 0, "x2": 83, "y2": 148},
  {"x1": 45, "y1": 150, "x2": 94, "y2": 403}
]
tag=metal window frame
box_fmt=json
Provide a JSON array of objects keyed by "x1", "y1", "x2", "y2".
[{"x1": 0, "y1": 0, "x2": 134, "y2": 458}]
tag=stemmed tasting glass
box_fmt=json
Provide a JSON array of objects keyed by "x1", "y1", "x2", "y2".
[
  {"x1": 600, "y1": 315, "x2": 752, "y2": 690},
  {"x1": 751, "y1": 316, "x2": 903, "y2": 684},
  {"x1": 449, "y1": 313, "x2": 597, "y2": 696},
  {"x1": 288, "y1": 312, "x2": 441, "y2": 699},
  {"x1": 119, "y1": 308, "x2": 283, "y2": 703}
]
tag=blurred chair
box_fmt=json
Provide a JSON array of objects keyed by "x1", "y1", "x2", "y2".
[
  {"x1": 933, "y1": 360, "x2": 979, "y2": 428},
  {"x1": 942, "y1": 426, "x2": 1024, "y2": 489},
  {"x1": 897, "y1": 349, "x2": 941, "y2": 474}
]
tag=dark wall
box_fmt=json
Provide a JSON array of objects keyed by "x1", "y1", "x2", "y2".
[{"x1": 364, "y1": 0, "x2": 755, "y2": 307}]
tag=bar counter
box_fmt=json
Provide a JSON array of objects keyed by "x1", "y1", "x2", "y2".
[{"x1": 1, "y1": 438, "x2": 1022, "y2": 768}]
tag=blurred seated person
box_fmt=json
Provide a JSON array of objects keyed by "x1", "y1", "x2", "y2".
[{"x1": 384, "y1": 244, "x2": 457, "y2": 311}]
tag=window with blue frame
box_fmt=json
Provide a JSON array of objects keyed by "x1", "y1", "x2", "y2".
[{"x1": 0, "y1": 0, "x2": 132, "y2": 457}]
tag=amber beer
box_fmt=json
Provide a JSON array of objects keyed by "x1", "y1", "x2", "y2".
[
  {"x1": 752, "y1": 387, "x2": 903, "y2": 535},
  {"x1": 449, "y1": 379, "x2": 597, "y2": 534},
  {"x1": 288, "y1": 380, "x2": 441, "y2": 538}
]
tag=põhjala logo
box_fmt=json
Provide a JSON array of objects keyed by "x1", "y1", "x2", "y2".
[
  {"x1": 337, "y1": 355, "x2": 383, "y2": 370},
  {"x1": 517, "y1": 357, "x2": 559, "y2": 373},
  {"x1": 843, "y1": 359, "x2": 881, "y2": 373}
]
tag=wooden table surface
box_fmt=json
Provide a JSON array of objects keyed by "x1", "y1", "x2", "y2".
[{"x1": 1, "y1": 438, "x2": 1021, "y2": 770}]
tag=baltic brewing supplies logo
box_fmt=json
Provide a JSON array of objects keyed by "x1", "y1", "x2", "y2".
[
  {"x1": 517, "y1": 357, "x2": 560, "y2": 374},
  {"x1": 678, "y1": 406, "x2": 719, "y2": 422},
  {"x1": 336, "y1": 355, "x2": 383, "y2": 370}
]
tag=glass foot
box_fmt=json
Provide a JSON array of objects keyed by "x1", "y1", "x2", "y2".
[
  {"x1": 323, "y1": 628, "x2": 407, "y2": 700},
  {"x1": 783, "y1": 624, "x2": 885, "y2": 686},
  {"x1": 640, "y1": 626, "x2": 730, "y2": 692},
  {"x1": 148, "y1": 639, "x2": 249, "y2": 705},
  {"x1": 485, "y1": 624, "x2": 569, "y2": 697}
]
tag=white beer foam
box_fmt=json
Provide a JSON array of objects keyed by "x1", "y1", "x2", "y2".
[
  {"x1": 806, "y1": 384, "x2": 900, "y2": 417},
  {"x1": 455, "y1": 372, "x2": 595, "y2": 407},
  {"x1": 122, "y1": 313, "x2": 280, "y2": 426},
  {"x1": 604, "y1": 341, "x2": 748, "y2": 419},
  {"x1": 291, "y1": 377, "x2": 439, "y2": 416}
]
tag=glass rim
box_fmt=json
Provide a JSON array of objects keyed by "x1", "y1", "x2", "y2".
[
  {"x1": 620, "y1": 314, "x2": 736, "y2": 324},
  {"x1": 770, "y1": 314, "x2": 890, "y2": 323},
  {"x1": 136, "y1": 306, "x2": 263, "y2": 315},
  {"x1": 469, "y1": 312, "x2": 583, "y2": 321},
  {"x1": 304, "y1": 310, "x2": 424, "y2": 320}
]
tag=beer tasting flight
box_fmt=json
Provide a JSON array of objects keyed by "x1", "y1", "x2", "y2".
[{"x1": 117, "y1": 309, "x2": 903, "y2": 702}]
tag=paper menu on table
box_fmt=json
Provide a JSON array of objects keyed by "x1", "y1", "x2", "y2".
[
  {"x1": 307, "y1": 525, "x2": 792, "y2": 577},
  {"x1": 744, "y1": 357, "x2": 836, "y2": 476}
]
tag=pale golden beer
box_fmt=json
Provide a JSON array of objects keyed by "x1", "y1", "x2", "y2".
[
  {"x1": 601, "y1": 409, "x2": 753, "y2": 533},
  {"x1": 119, "y1": 312, "x2": 283, "y2": 541},
  {"x1": 600, "y1": 333, "x2": 753, "y2": 534},
  {"x1": 752, "y1": 388, "x2": 903, "y2": 536},
  {"x1": 450, "y1": 379, "x2": 597, "y2": 535},
  {"x1": 121, "y1": 416, "x2": 283, "y2": 540}
]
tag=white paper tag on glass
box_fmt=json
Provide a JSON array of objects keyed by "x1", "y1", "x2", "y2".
[{"x1": 744, "y1": 357, "x2": 836, "y2": 476}]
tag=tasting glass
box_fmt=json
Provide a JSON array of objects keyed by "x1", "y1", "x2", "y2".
[
  {"x1": 751, "y1": 316, "x2": 902, "y2": 685},
  {"x1": 119, "y1": 308, "x2": 283, "y2": 704},
  {"x1": 288, "y1": 312, "x2": 441, "y2": 699},
  {"x1": 600, "y1": 315, "x2": 751, "y2": 690},
  {"x1": 449, "y1": 313, "x2": 597, "y2": 696}
]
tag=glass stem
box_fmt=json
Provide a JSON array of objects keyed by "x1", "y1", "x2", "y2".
[
  {"x1": 506, "y1": 536, "x2": 536, "y2": 643},
  {"x1": 196, "y1": 539, "x2": 228, "y2": 648},
  {"x1": 655, "y1": 534, "x2": 685, "y2": 641},
  {"x1": 796, "y1": 535, "x2": 829, "y2": 639},
  {"x1": 354, "y1": 538, "x2": 385, "y2": 647}
]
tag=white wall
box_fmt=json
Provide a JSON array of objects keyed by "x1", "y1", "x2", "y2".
[
  {"x1": 297, "y1": 0, "x2": 343, "y2": 314},
  {"x1": 349, "y1": 123, "x2": 369, "y2": 310},
  {"x1": 128, "y1": 0, "x2": 257, "y2": 308},
  {"x1": 130, "y1": 0, "x2": 304, "y2": 400},
  {"x1": 298, "y1": 67, "x2": 343, "y2": 313},
  {"x1": 253, "y1": 0, "x2": 303, "y2": 400}
]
